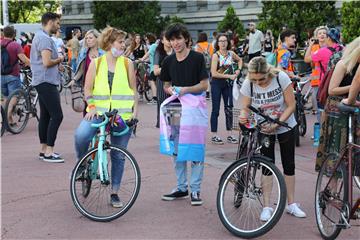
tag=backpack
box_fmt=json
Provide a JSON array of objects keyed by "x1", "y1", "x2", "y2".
[
  {"x1": 197, "y1": 44, "x2": 212, "y2": 70},
  {"x1": 1, "y1": 41, "x2": 15, "y2": 75},
  {"x1": 317, "y1": 46, "x2": 344, "y2": 106}
]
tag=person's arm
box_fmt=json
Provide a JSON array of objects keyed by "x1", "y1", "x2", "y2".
[
  {"x1": 328, "y1": 60, "x2": 350, "y2": 96},
  {"x1": 41, "y1": 50, "x2": 64, "y2": 67},
  {"x1": 126, "y1": 59, "x2": 138, "y2": 119},
  {"x1": 210, "y1": 53, "x2": 236, "y2": 80},
  {"x1": 271, "y1": 38, "x2": 275, "y2": 52},
  {"x1": 239, "y1": 95, "x2": 252, "y2": 124},
  {"x1": 17, "y1": 53, "x2": 30, "y2": 66},
  {"x1": 344, "y1": 66, "x2": 360, "y2": 105},
  {"x1": 153, "y1": 51, "x2": 161, "y2": 76},
  {"x1": 83, "y1": 59, "x2": 97, "y2": 120},
  {"x1": 304, "y1": 42, "x2": 314, "y2": 63},
  {"x1": 179, "y1": 79, "x2": 208, "y2": 95},
  {"x1": 231, "y1": 51, "x2": 243, "y2": 75},
  {"x1": 279, "y1": 84, "x2": 296, "y2": 122},
  {"x1": 140, "y1": 51, "x2": 150, "y2": 62}
]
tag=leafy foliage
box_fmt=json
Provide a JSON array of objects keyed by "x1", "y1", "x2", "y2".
[
  {"x1": 341, "y1": 1, "x2": 360, "y2": 43},
  {"x1": 258, "y1": 1, "x2": 340, "y2": 45},
  {"x1": 93, "y1": 1, "x2": 180, "y2": 35},
  {"x1": 1, "y1": 0, "x2": 60, "y2": 23},
  {"x1": 217, "y1": 6, "x2": 245, "y2": 38}
]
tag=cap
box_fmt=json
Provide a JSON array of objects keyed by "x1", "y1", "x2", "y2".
[{"x1": 327, "y1": 28, "x2": 340, "y2": 43}]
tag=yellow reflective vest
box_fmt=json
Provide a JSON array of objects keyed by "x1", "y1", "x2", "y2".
[{"x1": 91, "y1": 55, "x2": 134, "y2": 120}]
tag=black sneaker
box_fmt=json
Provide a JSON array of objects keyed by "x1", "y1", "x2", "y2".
[
  {"x1": 162, "y1": 189, "x2": 189, "y2": 201},
  {"x1": 211, "y1": 136, "x2": 224, "y2": 145},
  {"x1": 227, "y1": 136, "x2": 239, "y2": 144},
  {"x1": 39, "y1": 152, "x2": 61, "y2": 160},
  {"x1": 206, "y1": 91, "x2": 210, "y2": 100},
  {"x1": 191, "y1": 192, "x2": 203, "y2": 206},
  {"x1": 43, "y1": 154, "x2": 64, "y2": 163},
  {"x1": 110, "y1": 194, "x2": 124, "y2": 208}
]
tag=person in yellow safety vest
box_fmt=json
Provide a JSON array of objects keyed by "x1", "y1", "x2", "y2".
[
  {"x1": 304, "y1": 26, "x2": 328, "y2": 116},
  {"x1": 74, "y1": 26, "x2": 138, "y2": 208}
]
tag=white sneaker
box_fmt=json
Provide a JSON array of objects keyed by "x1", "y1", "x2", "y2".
[
  {"x1": 260, "y1": 207, "x2": 274, "y2": 222},
  {"x1": 286, "y1": 203, "x2": 307, "y2": 218}
]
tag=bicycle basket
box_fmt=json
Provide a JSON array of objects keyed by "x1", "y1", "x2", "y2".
[
  {"x1": 232, "y1": 108, "x2": 241, "y2": 130},
  {"x1": 71, "y1": 83, "x2": 85, "y2": 113},
  {"x1": 164, "y1": 102, "x2": 182, "y2": 126}
]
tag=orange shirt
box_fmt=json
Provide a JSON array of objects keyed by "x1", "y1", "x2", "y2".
[
  {"x1": 195, "y1": 42, "x2": 214, "y2": 56},
  {"x1": 310, "y1": 44, "x2": 321, "y2": 87}
]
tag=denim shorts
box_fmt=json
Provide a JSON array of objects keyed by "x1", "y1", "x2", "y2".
[{"x1": 1, "y1": 75, "x2": 21, "y2": 97}]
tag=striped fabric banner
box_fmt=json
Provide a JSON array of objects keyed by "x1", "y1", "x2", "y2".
[{"x1": 160, "y1": 93, "x2": 208, "y2": 162}]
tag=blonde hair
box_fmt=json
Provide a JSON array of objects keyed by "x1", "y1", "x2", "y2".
[
  {"x1": 98, "y1": 26, "x2": 127, "y2": 51},
  {"x1": 247, "y1": 56, "x2": 280, "y2": 79},
  {"x1": 342, "y1": 36, "x2": 360, "y2": 73},
  {"x1": 313, "y1": 26, "x2": 328, "y2": 38},
  {"x1": 83, "y1": 29, "x2": 100, "y2": 49}
]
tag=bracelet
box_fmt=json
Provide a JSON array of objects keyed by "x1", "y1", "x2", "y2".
[{"x1": 88, "y1": 104, "x2": 96, "y2": 110}]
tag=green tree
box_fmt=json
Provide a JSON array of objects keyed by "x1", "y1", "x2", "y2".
[
  {"x1": 217, "y1": 6, "x2": 245, "y2": 38},
  {"x1": 341, "y1": 1, "x2": 360, "y2": 43},
  {"x1": 93, "y1": 1, "x2": 168, "y2": 35},
  {"x1": 258, "y1": 1, "x2": 339, "y2": 45},
  {"x1": 1, "y1": 0, "x2": 60, "y2": 24}
]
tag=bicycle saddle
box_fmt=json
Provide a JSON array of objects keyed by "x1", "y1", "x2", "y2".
[{"x1": 337, "y1": 103, "x2": 359, "y2": 114}]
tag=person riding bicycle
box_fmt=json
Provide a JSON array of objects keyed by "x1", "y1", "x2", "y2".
[
  {"x1": 74, "y1": 26, "x2": 138, "y2": 208},
  {"x1": 239, "y1": 56, "x2": 306, "y2": 221}
]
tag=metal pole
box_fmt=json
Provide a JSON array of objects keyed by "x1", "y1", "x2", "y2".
[{"x1": 2, "y1": 0, "x2": 9, "y2": 26}]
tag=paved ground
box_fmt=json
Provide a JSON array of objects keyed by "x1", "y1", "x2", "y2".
[{"x1": 1, "y1": 94, "x2": 359, "y2": 239}]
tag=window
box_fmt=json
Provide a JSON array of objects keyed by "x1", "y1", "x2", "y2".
[
  {"x1": 78, "y1": 3, "x2": 84, "y2": 14},
  {"x1": 219, "y1": 0, "x2": 231, "y2": 9},
  {"x1": 177, "y1": 1, "x2": 186, "y2": 12},
  {"x1": 197, "y1": 0, "x2": 208, "y2": 10}
]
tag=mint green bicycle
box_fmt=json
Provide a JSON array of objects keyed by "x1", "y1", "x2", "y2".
[{"x1": 70, "y1": 110, "x2": 141, "y2": 222}]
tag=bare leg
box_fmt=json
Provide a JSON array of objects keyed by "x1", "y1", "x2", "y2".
[
  {"x1": 285, "y1": 175, "x2": 295, "y2": 204},
  {"x1": 262, "y1": 175, "x2": 273, "y2": 207},
  {"x1": 150, "y1": 81, "x2": 156, "y2": 99}
]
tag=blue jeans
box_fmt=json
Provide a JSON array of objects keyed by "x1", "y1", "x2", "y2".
[
  {"x1": 171, "y1": 126, "x2": 204, "y2": 193},
  {"x1": 74, "y1": 116, "x2": 132, "y2": 192},
  {"x1": 210, "y1": 79, "x2": 233, "y2": 132},
  {"x1": 1, "y1": 75, "x2": 21, "y2": 97},
  {"x1": 71, "y1": 58, "x2": 77, "y2": 72}
]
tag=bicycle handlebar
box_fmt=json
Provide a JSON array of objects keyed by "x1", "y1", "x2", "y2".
[
  {"x1": 247, "y1": 105, "x2": 290, "y2": 129},
  {"x1": 90, "y1": 110, "x2": 118, "y2": 128}
]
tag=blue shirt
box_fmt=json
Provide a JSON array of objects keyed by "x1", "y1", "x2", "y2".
[
  {"x1": 30, "y1": 30, "x2": 60, "y2": 86},
  {"x1": 148, "y1": 43, "x2": 158, "y2": 73}
]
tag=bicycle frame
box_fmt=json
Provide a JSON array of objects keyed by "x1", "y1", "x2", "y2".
[
  {"x1": 88, "y1": 114, "x2": 130, "y2": 184},
  {"x1": 323, "y1": 112, "x2": 360, "y2": 227}
]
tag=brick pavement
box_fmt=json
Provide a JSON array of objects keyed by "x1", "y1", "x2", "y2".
[{"x1": 1, "y1": 95, "x2": 359, "y2": 239}]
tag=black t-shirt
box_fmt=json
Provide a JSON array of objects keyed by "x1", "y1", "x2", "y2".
[
  {"x1": 160, "y1": 50, "x2": 208, "y2": 87},
  {"x1": 133, "y1": 44, "x2": 146, "y2": 59}
]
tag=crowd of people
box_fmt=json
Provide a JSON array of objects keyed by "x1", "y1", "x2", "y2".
[{"x1": 1, "y1": 11, "x2": 360, "y2": 221}]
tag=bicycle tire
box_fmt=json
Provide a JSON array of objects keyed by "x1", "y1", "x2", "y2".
[
  {"x1": 217, "y1": 155, "x2": 287, "y2": 238},
  {"x1": 1, "y1": 106, "x2": 5, "y2": 136},
  {"x1": 70, "y1": 145, "x2": 141, "y2": 222},
  {"x1": 144, "y1": 83, "x2": 153, "y2": 102},
  {"x1": 5, "y1": 89, "x2": 30, "y2": 134},
  {"x1": 299, "y1": 110, "x2": 307, "y2": 137},
  {"x1": 315, "y1": 153, "x2": 348, "y2": 240}
]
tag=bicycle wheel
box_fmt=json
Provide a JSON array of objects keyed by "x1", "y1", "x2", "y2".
[
  {"x1": 144, "y1": 82, "x2": 153, "y2": 102},
  {"x1": 1, "y1": 106, "x2": 5, "y2": 136},
  {"x1": 5, "y1": 89, "x2": 30, "y2": 134},
  {"x1": 217, "y1": 155, "x2": 287, "y2": 238},
  {"x1": 315, "y1": 153, "x2": 349, "y2": 240},
  {"x1": 70, "y1": 145, "x2": 141, "y2": 222},
  {"x1": 299, "y1": 109, "x2": 307, "y2": 137}
]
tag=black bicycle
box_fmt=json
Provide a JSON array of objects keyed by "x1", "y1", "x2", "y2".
[
  {"x1": 292, "y1": 72, "x2": 312, "y2": 146},
  {"x1": 5, "y1": 68, "x2": 39, "y2": 134},
  {"x1": 217, "y1": 105, "x2": 287, "y2": 239}
]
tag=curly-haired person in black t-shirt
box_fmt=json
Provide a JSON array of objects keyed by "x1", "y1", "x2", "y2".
[{"x1": 160, "y1": 23, "x2": 209, "y2": 206}]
